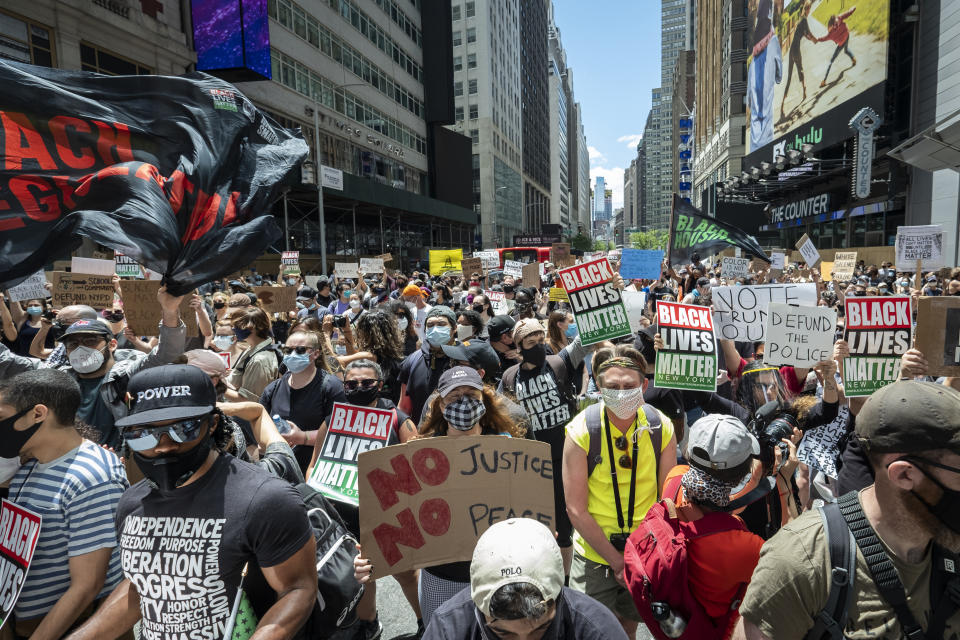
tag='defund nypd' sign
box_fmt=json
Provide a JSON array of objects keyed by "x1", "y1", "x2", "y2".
[{"x1": 769, "y1": 193, "x2": 831, "y2": 224}]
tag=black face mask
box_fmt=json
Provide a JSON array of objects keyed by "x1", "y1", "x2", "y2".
[
  {"x1": 105, "y1": 311, "x2": 124, "y2": 323},
  {"x1": 900, "y1": 457, "x2": 960, "y2": 534},
  {"x1": 521, "y1": 343, "x2": 547, "y2": 368},
  {"x1": 0, "y1": 408, "x2": 42, "y2": 458},
  {"x1": 213, "y1": 301, "x2": 226, "y2": 309},
  {"x1": 132, "y1": 425, "x2": 213, "y2": 492},
  {"x1": 345, "y1": 386, "x2": 380, "y2": 406}
]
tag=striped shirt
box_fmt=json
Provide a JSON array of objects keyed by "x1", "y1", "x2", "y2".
[{"x1": 8, "y1": 440, "x2": 128, "y2": 619}]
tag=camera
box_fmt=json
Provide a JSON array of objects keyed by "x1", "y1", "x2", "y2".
[
  {"x1": 332, "y1": 314, "x2": 348, "y2": 328},
  {"x1": 748, "y1": 401, "x2": 799, "y2": 474},
  {"x1": 609, "y1": 533, "x2": 629, "y2": 553},
  {"x1": 42, "y1": 310, "x2": 57, "y2": 322}
]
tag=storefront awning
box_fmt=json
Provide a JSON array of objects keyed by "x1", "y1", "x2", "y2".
[{"x1": 888, "y1": 109, "x2": 960, "y2": 172}]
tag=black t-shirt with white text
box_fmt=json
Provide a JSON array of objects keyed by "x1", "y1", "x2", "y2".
[
  {"x1": 512, "y1": 359, "x2": 576, "y2": 458},
  {"x1": 116, "y1": 454, "x2": 313, "y2": 640}
]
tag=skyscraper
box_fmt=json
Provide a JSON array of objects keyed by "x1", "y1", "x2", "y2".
[
  {"x1": 548, "y1": 13, "x2": 571, "y2": 234},
  {"x1": 521, "y1": 0, "x2": 551, "y2": 235},
  {"x1": 593, "y1": 176, "x2": 607, "y2": 221}
]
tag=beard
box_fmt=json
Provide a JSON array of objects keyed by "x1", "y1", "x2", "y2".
[{"x1": 891, "y1": 484, "x2": 960, "y2": 554}]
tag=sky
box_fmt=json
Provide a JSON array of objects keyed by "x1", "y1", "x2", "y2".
[{"x1": 552, "y1": 0, "x2": 662, "y2": 209}]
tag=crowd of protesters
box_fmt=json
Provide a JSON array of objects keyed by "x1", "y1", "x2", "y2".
[{"x1": 0, "y1": 249, "x2": 957, "y2": 640}]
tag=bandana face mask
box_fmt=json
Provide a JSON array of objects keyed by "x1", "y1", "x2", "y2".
[
  {"x1": 600, "y1": 387, "x2": 645, "y2": 420},
  {"x1": 443, "y1": 396, "x2": 486, "y2": 430},
  {"x1": 681, "y1": 467, "x2": 739, "y2": 508}
]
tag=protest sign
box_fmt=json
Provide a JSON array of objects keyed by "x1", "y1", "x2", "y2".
[
  {"x1": 820, "y1": 261, "x2": 834, "y2": 281},
  {"x1": 216, "y1": 351, "x2": 232, "y2": 369},
  {"x1": 7, "y1": 271, "x2": 49, "y2": 302},
  {"x1": 253, "y1": 286, "x2": 297, "y2": 315},
  {"x1": 376, "y1": 253, "x2": 393, "y2": 264},
  {"x1": 359, "y1": 257, "x2": 385, "y2": 274},
  {"x1": 622, "y1": 290, "x2": 648, "y2": 334},
  {"x1": 486, "y1": 290, "x2": 508, "y2": 316},
  {"x1": 122, "y1": 280, "x2": 199, "y2": 337},
  {"x1": 522, "y1": 262, "x2": 540, "y2": 289},
  {"x1": 304, "y1": 275, "x2": 321, "y2": 289},
  {"x1": 0, "y1": 500, "x2": 41, "y2": 629},
  {"x1": 474, "y1": 251, "x2": 500, "y2": 270},
  {"x1": 833, "y1": 252, "x2": 857, "y2": 281},
  {"x1": 770, "y1": 253, "x2": 786, "y2": 270},
  {"x1": 712, "y1": 283, "x2": 818, "y2": 341},
  {"x1": 358, "y1": 437, "x2": 554, "y2": 577},
  {"x1": 557, "y1": 258, "x2": 631, "y2": 345},
  {"x1": 551, "y1": 243, "x2": 572, "y2": 266},
  {"x1": 503, "y1": 260, "x2": 524, "y2": 278},
  {"x1": 914, "y1": 297, "x2": 960, "y2": 377},
  {"x1": 51, "y1": 272, "x2": 114, "y2": 308},
  {"x1": 281, "y1": 251, "x2": 300, "y2": 276},
  {"x1": 334, "y1": 262, "x2": 360, "y2": 279},
  {"x1": 429, "y1": 249, "x2": 463, "y2": 275},
  {"x1": 896, "y1": 225, "x2": 944, "y2": 271},
  {"x1": 618, "y1": 249, "x2": 664, "y2": 280},
  {"x1": 795, "y1": 234, "x2": 821, "y2": 267},
  {"x1": 843, "y1": 296, "x2": 911, "y2": 396},
  {"x1": 654, "y1": 301, "x2": 717, "y2": 392},
  {"x1": 797, "y1": 405, "x2": 849, "y2": 479},
  {"x1": 721, "y1": 257, "x2": 750, "y2": 280},
  {"x1": 309, "y1": 403, "x2": 397, "y2": 506},
  {"x1": 763, "y1": 303, "x2": 836, "y2": 367},
  {"x1": 460, "y1": 257, "x2": 483, "y2": 276},
  {"x1": 548, "y1": 287, "x2": 569, "y2": 302},
  {"x1": 114, "y1": 253, "x2": 142, "y2": 279},
  {"x1": 70, "y1": 257, "x2": 116, "y2": 276}
]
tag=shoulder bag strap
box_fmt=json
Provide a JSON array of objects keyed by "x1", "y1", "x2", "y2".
[
  {"x1": 640, "y1": 404, "x2": 663, "y2": 500},
  {"x1": 585, "y1": 403, "x2": 604, "y2": 477},
  {"x1": 804, "y1": 502, "x2": 857, "y2": 640},
  {"x1": 837, "y1": 492, "x2": 928, "y2": 640}
]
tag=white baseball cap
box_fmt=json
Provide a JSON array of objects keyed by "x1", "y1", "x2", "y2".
[
  {"x1": 687, "y1": 414, "x2": 759, "y2": 471},
  {"x1": 470, "y1": 519, "x2": 564, "y2": 618}
]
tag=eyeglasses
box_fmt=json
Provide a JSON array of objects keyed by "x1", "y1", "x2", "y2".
[
  {"x1": 282, "y1": 345, "x2": 313, "y2": 355},
  {"x1": 123, "y1": 416, "x2": 209, "y2": 452},
  {"x1": 62, "y1": 335, "x2": 106, "y2": 351},
  {"x1": 343, "y1": 378, "x2": 379, "y2": 391}
]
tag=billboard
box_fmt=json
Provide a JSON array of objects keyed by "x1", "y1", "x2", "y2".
[
  {"x1": 744, "y1": 0, "x2": 890, "y2": 166},
  {"x1": 191, "y1": 0, "x2": 271, "y2": 80}
]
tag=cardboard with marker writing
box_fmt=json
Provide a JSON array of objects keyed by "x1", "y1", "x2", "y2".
[
  {"x1": 460, "y1": 257, "x2": 483, "y2": 277},
  {"x1": 557, "y1": 258, "x2": 631, "y2": 346},
  {"x1": 358, "y1": 437, "x2": 554, "y2": 577},
  {"x1": 7, "y1": 271, "x2": 49, "y2": 302},
  {"x1": 122, "y1": 280, "x2": 199, "y2": 337},
  {"x1": 712, "y1": 283, "x2": 818, "y2": 342},
  {"x1": 763, "y1": 303, "x2": 836, "y2": 368},
  {"x1": 51, "y1": 272, "x2": 115, "y2": 308},
  {"x1": 915, "y1": 296, "x2": 960, "y2": 377},
  {"x1": 795, "y1": 234, "x2": 821, "y2": 267},
  {"x1": 522, "y1": 262, "x2": 540, "y2": 289},
  {"x1": 253, "y1": 286, "x2": 297, "y2": 315},
  {"x1": 833, "y1": 252, "x2": 858, "y2": 281},
  {"x1": 0, "y1": 500, "x2": 41, "y2": 629}
]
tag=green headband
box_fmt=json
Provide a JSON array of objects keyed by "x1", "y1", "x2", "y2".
[{"x1": 596, "y1": 357, "x2": 644, "y2": 373}]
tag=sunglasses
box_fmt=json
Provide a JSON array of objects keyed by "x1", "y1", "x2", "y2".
[
  {"x1": 343, "y1": 378, "x2": 379, "y2": 391},
  {"x1": 123, "y1": 416, "x2": 209, "y2": 452},
  {"x1": 62, "y1": 335, "x2": 107, "y2": 350},
  {"x1": 282, "y1": 345, "x2": 313, "y2": 355},
  {"x1": 614, "y1": 433, "x2": 634, "y2": 469}
]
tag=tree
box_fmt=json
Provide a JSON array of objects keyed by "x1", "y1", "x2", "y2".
[
  {"x1": 569, "y1": 232, "x2": 593, "y2": 252},
  {"x1": 629, "y1": 229, "x2": 669, "y2": 250},
  {"x1": 593, "y1": 239, "x2": 614, "y2": 251}
]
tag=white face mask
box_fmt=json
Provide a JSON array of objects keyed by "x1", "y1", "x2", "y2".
[
  {"x1": 405, "y1": 301, "x2": 417, "y2": 312},
  {"x1": 213, "y1": 335, "x2": 236, "y2": 351},
  {"x1": 69, "y1": 345, "x2": 105, "y2": 374},
  {"x1": 457, "y1": 324, "x2": 474, "y2": 341},
  {"x1": 600, "y1": 387, "x2": 645, "y2": 420},
  {"x1": 349, "y1": 299, "x2": 361, "y2": 310},
  {"x1": 397, "y1": 317, "x2": 409, "y2": 332}
]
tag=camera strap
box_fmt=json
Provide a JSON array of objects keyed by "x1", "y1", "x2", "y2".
[{"x1": 604, "y1": 411, "x2": 639, "y2": 532}]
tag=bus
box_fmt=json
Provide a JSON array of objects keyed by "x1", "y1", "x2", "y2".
[{"x1": 495, "y1": 247, "x2": 551, "y2": 267}]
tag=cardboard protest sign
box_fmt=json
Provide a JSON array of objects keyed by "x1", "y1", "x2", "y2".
[
  {"x1": 551, "y1": 243, "x2": 572, "y2": 265},
  {"x1": 114, "y1": 253, "x2": 143, "y2": 279},
  {"x1": 0, "y1": 500, "x2": 41, "y2": 629},
  {"x1": 770, "y1": 253, "x2": 786, "y2": 270},
  {"x1": 359, "y1": 257, "x2": 385, "y2": 274},
  {"x1": 618, "y1": 249, "x2": 664, "y2": 281},
  {"x1": 121, "y1": 280, "x2": 199, "y2": 337},
  {"x1": 795, "y1": 234, "x2": 821, "y2": 267},
  {"x1": 309, "y1": 403, "x2": 397, "y2": 506},
  {"x1": 557, "y1": 258, "x2": 631, "y2": 346},
  {"x1": 460, "y1": 257, "x2": 483, "y2": 277},
  {"x1": 376, "y1": 253, "x2": 393, "y2": 264},
  {"x1": 797, "y1": 405, "x2": 849, "y2": 479},
  {"x1": 474, "y1": 251, "x2": 500, "y2": 270},
  {"x1": 914, "y1": 297, "x2": 960, "y2": 377},
  {"x1": 721, "y1": 257, "x2": 750, "y2": 280},
  {"x1": 7, "y1": 271, "x2": 49, "y2": 302},
  {"x1": 51, "y1": 272, "x2": 114, "y2": 308},
  {"x1": 622, "y1": 290, "x2": 648, "y2": 334},
  {"x1": 503, "y1": 260, "x2": 524, "y2": 278},
  {"x1": 896, "y1": 225, "x2": 944, "y2": 271},
  {"x1": 548, "y1": 287, "x2": 569, "y2": 302},
  {"x1": 820, "y1": 261, "x2": 834, "y2": 281},
  {"x1": 428, "y1": 249, "x2": 463, "y2": 275},
  {"x1": 843, "y1": 296, "x2": 912, "y2": 396},
  {"x1": 522, "y1": 262, "x2": 540, "y2": 289},
  {"x1": 654, "y1": 301, "x2": 717, "y2": 392},
  {"x1": 486, "y1": 290, "x2": 508, "y2": 316},
  {"x1": 712, "y1": 283, "x2": 818, "y2": 341},
  {"x1": 304, "y1": 275, "x2": 321, "y2": 289},
  {"x1": 334, "y1": 262, "x2": 360, "y2": 278},
  {"x1": 358, "y1": 437, "x2": 554, "y2": 577},
  {"x1": 253, "y1": 286, "x2": 297, "y2": 315},
  {"x1": 70, "y1": 257, "x2": 116, "y2": 276},
  {"x1": 763, "y1": 303, "x2": 836, "y2": 367},
  {"x1": 833, "y1": 252, "x2": 857, "y2": 281},
  {"x1": 281, "y1": 251, "x2": 300, "y2": 276}
]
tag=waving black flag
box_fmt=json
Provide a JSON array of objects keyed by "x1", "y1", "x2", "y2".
[
  {"x1": 0, "y1": 61, "x2": 307, "y2": 295},
  {"x1": 668, "y1": 195, "x2": 770, "y2": 266}
]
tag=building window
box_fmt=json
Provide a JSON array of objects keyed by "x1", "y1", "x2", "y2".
[
  {"x1": 465, "y1": 1, "x2": 475, "y2": 17},
  {"x1": 454, "y1": 81, "x2": 463, "y2": 96},
  {"x1": 466, "y1": 27, "x2": 476, "y2": 43},
  {"x1": 80, "y1": 43, "x2": 151, "y2": 75},
  {"x1": 467, "y1": 53, "x2": 476, "y2": 69},
  {"x1": 470, "y1": 128, "x2": 479, "y2": 144},
  {"x1": 453, "y1": 30, "x2": 462, "y2": 46},
  {"x1": 453, "y1": 55, "x2": 462, "y2": 71},
  {"x1": 469, "y1": 103, "x2": 478, "y2": 119},
  {"x1": 452, "y1": 4, "x2": 461, "y2": 19},
  {"x1": 455, "y1": 106, "x2": 464, "y2": 121},
  {"x1": 468, "y1": 78, "x2": 477, "y2": 94},
  {"x1": 0, "y1": 10, "x2": 54, "y2": 67}
]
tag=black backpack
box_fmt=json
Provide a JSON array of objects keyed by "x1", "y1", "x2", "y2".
[{"x1": 296, "y1": 483, "x2": 364, "y2": 637}]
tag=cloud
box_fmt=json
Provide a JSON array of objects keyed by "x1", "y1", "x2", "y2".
[
  {"x1": 588, "y1": 146, "x2": 606, "y2": 165},
  {"x1": 590, "y1": 165, "x2": 625, "y2": 209},
  {"x1": 617, "y1": 134, "x2": 643, "y2": 149}
]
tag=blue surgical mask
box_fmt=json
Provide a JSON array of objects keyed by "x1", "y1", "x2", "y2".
[
  {"x1": 565, "y1": 323, "x2": 578, "y2": 339},
  {"x1": 426, "y1": 325, "x2": 451, "y2": 347},
  {"x1": 282, "y1": 352, "x2": 312, "y2": 374},
  {"x1": 26, "y1": 306, "x2": 42, "y2": 316}
]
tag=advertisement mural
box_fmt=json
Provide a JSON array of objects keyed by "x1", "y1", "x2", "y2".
[
  {"x1": 744, "y1": 0, "x2": 890, "y2": 166},
  {"x1": 191, "y1": 0, "x2": 272, "y2": 79}
]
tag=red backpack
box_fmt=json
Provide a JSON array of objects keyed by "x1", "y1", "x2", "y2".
[{"x1": 623, "y1": 476, "x2": 748, "y2": 640}]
